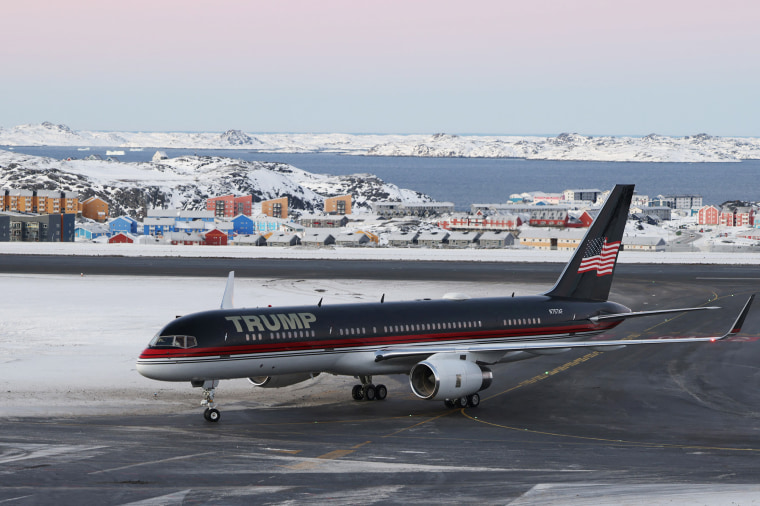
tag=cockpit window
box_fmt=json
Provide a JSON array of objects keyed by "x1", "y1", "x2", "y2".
[{"x1": 150, "y1": 335, "x2": 198, "y2": 349}]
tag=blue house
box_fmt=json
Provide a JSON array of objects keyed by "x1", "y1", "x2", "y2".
[
  {"x1": 176, "y1": 210, "x2": 215, "y2": 223},
  {"x1": 143, "y1": 218, "x2": 176, "y2": 237},
  {"x1": 232, "y1": 215, "x2": 254, "y2": 235},
  {"x1": 109, "y1": 216, "x2": 139, "y2": 236},
  {"x1": 252, "y1": 215, "x2": 284, "y2": 233},
  {"x1": 76, "y1": 223, "x2": 110, "y2": 240}
]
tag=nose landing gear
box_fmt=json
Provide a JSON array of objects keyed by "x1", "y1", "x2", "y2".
[{"x1": 193, "y1": 379, "x2": 221, "y2": 422}]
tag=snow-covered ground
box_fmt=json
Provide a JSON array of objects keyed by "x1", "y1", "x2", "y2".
[
  {"x1": 1, "y1": 236, "x2": 757, "y2": 419},
  {"x1": 2, "y1": 123, "x2": 760, "y2": 162},
  {"x1": 1, "y1": 240, "x2": 759, "y2": 264},
  {"x1": 0, "y1": 273, "x2": 538, "y2": 418}
]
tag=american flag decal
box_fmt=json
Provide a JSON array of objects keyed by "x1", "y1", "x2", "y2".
[{"x1": 577, "y1": 237, "x2": 621, "y2": 276}]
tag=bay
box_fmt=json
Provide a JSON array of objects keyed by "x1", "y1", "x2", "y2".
[{"x1": 3, "y1": 146, "x2": 758, "y2": 210}]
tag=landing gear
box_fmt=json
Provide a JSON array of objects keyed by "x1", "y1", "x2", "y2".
[
  {"x1": 444, "y1": 393, "x2": 480, "y2": 409},
  {"x1": 195, "y1": 379, "x2": 221, "y2": 422},
  {"x1": 351, "y1": 375, "x2": 387, "y2": 402},
  {"x1": 204, "y1": 408, "x2": 220, "y2": 422}
]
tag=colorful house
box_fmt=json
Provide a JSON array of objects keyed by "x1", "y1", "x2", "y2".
[
  {"x1": 697, "y1": 205, "x2": 720, "y2": 226},
  {"x1": 109, "y1": 216, "x2": 139, "y2": 236},
  {"x1": 203, "y1": 229, "x2": 228, "y2": 246},
  {"x1": 109, "y1": 232, "x2": 136, "y2": 244},
  {"x1": 80, "y1": 196, "x2": 109, "y2": 222}
]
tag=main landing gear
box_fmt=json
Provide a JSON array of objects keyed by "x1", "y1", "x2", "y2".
[
  {"x1": 194, "y1": 379, "x2": 221, "y2": 422},
  {"x1": 443, "y1": 393, "x2": 480, "y2": 409},
  {"x1": 351, "y1": 375, "x2": 387, "y2": 402}
]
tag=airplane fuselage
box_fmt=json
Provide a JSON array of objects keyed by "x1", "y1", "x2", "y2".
[{"x1": 137, "y1": 296, "x2": 629, "y2": 382}]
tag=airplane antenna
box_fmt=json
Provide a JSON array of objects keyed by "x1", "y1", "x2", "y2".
[
  {"x1": 512, "y1": 292, "x2": 515, "y2": 297},
  {"x1": 381, "y1": 294, "x2": 385, "y2": 303},
  {"x1": 318, "y1": 297, "x2": 323, "y2": 307}
]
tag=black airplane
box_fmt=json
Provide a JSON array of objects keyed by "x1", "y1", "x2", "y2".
[{"x1": 137, "y1": 184, "x2": 755, "y2": 422}]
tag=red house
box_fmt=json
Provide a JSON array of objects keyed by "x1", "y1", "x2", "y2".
[
  {"x1": 108, "y1": 232, "x2": 135, "y2": 244},
  {"x1": 206, "y1": 194, "x2": 253, "y2": 218},
  {"x1": 697, "y1": 205, "x2": 720, "y2": 226},
  {"x1": 204, "y1": 229, "x2": 228, "y2": 246}
]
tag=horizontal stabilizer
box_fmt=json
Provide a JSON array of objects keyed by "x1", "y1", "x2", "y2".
[{"x1": 589, "y1": 306, "x2": 720, "y2": 322}]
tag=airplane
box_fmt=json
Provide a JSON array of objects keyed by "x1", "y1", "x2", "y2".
[{"x1": 137, "y1": 184, "x2": 755, "y2": 422}]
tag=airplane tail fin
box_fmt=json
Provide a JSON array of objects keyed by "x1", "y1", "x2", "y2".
[{"x1": 544, "y1": 184, "x2": 634, "y2": 301}]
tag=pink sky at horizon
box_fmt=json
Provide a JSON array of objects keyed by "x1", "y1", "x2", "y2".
[{"x1": 1, "y1": 0, "x2": 758, "y2": 134}]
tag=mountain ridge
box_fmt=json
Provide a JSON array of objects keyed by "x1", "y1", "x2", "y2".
[{"x1": 2, "y1": 123, "x2": 759, "y2": 162}]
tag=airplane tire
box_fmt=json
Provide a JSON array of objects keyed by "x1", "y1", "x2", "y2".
[
  {"x1": 363, "y1": 385, "x2": 376, "y2": 401},
  {"x1": 375, "y1": 384, "x2": 387, "y2": 401},
  {"x1": 456, "y1": 397, "x2": 469, "y2": 408},
  {"x1": 205, "y1": 408, "x2": 220, "y2": 422},
  {"x1": 352, "y1": 384, "x2": 364, "y2": 401},
  {"x1": 468, "y1": 393, "x2": 480, "y2": 408},
  {"x1": 444, "y1": 399, "x2": 456, "y2": 408}
]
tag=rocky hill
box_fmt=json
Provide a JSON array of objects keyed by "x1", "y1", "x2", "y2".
[{"x1": 0, "y1": 149, "x2": 430, "y2": 219}]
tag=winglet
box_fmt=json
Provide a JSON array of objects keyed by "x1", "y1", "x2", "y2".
[
  {"x1": 221, "y1": 271, "x2": 235, "y2": 310},
  {"x1": 719, "y1": 294, "x2": 755, "y2": 340}
]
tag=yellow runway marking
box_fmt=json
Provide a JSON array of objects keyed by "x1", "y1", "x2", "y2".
[
  {"x1": 466, "y1": 291, "x2": 760, "y2": 452},
  {"x1": 460, "y1": 409, "x2": 760, "y2": 453},
  {"x1": 283, "y1": 448, "x2": 360, "y2": 470}
]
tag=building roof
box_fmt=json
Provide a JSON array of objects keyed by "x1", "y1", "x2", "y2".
[
  {"x1": 144, "y1": 217, "x2": 176, "y2": 226},
  {"x1": 519, "y1": 228, "x2": 586, "y2": 240},
  {"x1": 626, "y1": 236, "x2": 666, "y2": 246},
  {"x1": 335, "y1": 231, "x2": 368, "y2": 242},
  {"x1": 447, "y1": 231, "x2": 480, "y2": 242},
  {"x1": 417, "y1": 230, "x2": 450, "y2": 241},
  {"x1": 387, "y1": 231, "x2": 419, "y2": 241},
  {"x1": 479, "y1": 231, "x2": 515, "y2": 241}
]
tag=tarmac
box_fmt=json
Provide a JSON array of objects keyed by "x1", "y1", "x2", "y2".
[{"x1": 2, "y1": 257, "x2": 760, "y2": 505}]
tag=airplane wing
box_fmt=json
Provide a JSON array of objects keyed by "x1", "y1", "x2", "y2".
[
  {"x1": 375, "y1": 295, "x2": 755, "y2": 362},
  {"x1": 220, "y1": 271, "x2": 235, "y2": 310}
]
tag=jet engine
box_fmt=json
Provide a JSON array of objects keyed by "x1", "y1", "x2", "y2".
[
  {"x1": 248, "y1": 373, "x2": 318, "y2": 388},
  {"x1": 409, "y1": 354, "x2": 492, "y2": 401}
]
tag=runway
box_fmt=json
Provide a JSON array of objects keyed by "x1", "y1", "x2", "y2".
[{"x1": 2, "y1": 258, "x2": 760, "y2": 504}]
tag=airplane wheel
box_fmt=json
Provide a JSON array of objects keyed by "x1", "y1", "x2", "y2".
[
  {"x1": 467, "y1": 393, "x2": 480, "y2": 408},
  {"x1": 363, "y1": 385, "x2": 376, "y2": 401},
  {"x1": 456, "y1": 397, "x2": 469, "y2": 408},
  {"x1": 204, "y1": 408, "x2": 220, "y2": 422},
  {"x1": 444, "y1": 399, "x2": 456, "y2": 408},
  {"x1": 352, "y1": 384, "x2": 364, "y2": 401},
  {"x1": 375, "y1": 384, "x2": 387, "y2": 401}
]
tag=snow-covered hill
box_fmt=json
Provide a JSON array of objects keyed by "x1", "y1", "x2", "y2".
[
  {"x1": 0, "y1": 149, "x2": 430, "y2": 219},
  {"x1": 1, "y1": 123, "x2": 759, "y2": 162}
]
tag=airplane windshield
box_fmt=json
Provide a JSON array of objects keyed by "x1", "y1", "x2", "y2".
[{"x1": 150, "y1": 335, "x2": 198, "y2": 349}]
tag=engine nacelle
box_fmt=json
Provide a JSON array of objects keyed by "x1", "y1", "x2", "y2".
[
  {"x1": 248, "y1": 373, "x2": 318, "y2": 388},
  {"x1": 409, "y1": 354, "x2": 492, "y2": 401}
]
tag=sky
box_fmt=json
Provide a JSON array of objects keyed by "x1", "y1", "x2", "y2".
[{"x1": 1, "y1": 0, "x2": 758, "y2": 136}]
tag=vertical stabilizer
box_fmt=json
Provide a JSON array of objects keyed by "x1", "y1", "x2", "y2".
[{"x1": 544, "y1": 184, "x2": 634, "y2": 301}]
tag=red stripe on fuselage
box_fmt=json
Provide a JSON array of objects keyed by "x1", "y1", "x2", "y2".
[{"x1": 138, "y1": 321, "x2": 620, "y2": 360}]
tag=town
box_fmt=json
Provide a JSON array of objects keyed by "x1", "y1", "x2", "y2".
[{"x1": 0, "y1": 187, "x2": 758, "y2": 252}]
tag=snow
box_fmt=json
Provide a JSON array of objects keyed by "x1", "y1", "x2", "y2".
[
  {"x1": 2, "y1": 123, "x2": 760, "y2": 162},
  {"x1": 0, "y1": 273, "x2": 537, "y2": 418},
  {"x1": 0, "y1": 241, "x2": 759, "y2": 264},
  {"x1": 2, "y1": 237, "x2": 759, "y2": 418},
  {"x1": 0, "y1": 148, "x2": 431, "y2": 217}
]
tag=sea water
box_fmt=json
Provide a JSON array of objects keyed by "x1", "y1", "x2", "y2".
[{"x1": 3, "y1": 146, "x2": 758, "y2": 209}]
